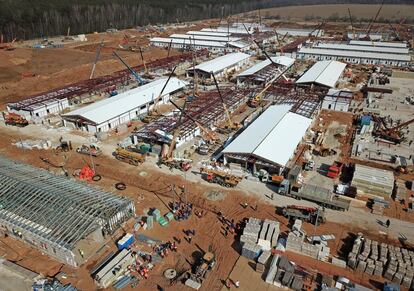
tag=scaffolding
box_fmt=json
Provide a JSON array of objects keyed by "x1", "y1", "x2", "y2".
[{"x1": 0, "y1": 156, "x2": 134, "y2": 266}]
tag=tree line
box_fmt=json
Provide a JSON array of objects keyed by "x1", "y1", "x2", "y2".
[{"x1": 0, "y1": 0, "x2": 411, "y2": 41}]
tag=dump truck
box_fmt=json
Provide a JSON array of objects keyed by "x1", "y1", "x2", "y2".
[
  {"x1": 277, "y1": 180, "x2": 350, "y2": 211},
  {"x1": 282, "y1": 205, "x2": 326, "y2": 225},
  {"x1": 327, "y1": 161, "x2": 343, "y2": 179},
  {"x1": 114, "y1": 147, "x2": 145, "y2": 166},
  {"x1": 76, "y1": 144, "x2": 102, "y2": 157},
  {"x1": 201, "y1": 168, "x2": 242, "y2": 188},
  {"x1": 3, "y1": 112, "x2": 29, "y2": 127}
]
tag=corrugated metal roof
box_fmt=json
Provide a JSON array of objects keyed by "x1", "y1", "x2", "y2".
[
  {"x1": 349, "y1": 40, "x2": 408, "y2": 48},
  {"x1": 201, "y1": 27, "x2": 252, "y2": 35},
  {"x1": 192, "y1": 53, "x2": 250, "y2": 74},
  {"x1": 276, "y1": 28, "x2": 324, "y2": 37},
  {"x1": 352, "y1": 164, "x2": 394, "y2": 188},
  {"x1": 314, "y1": 43, "x2": 409, "y2": 54},
  {"x1": 169, "y1": 33, "x2": 240, "y2": 42},
  {"x1": 237, "y1": 56, "x2": 295, "y2": 77},
  {"x1": 223, "y1": 105, "x2": 311, "y2": 166},
  {"x1": 296, "y1": 60, "x2": 346, "y2": 88},
  {"x1": 63, "y1": 78, "x2": 187, "y2": 125},
  {"x1": 298, "y1": 47, "x2": 411, "y2": 62},
  {"x1": 150, "y1": 37, "x2": 225, "y2": 48},
  {"x1": 228, "y1": 41, "x2": 250, "y2": 49},
  {"x1": 187, "y1": 30, "x2": 230, "y2": 37}
]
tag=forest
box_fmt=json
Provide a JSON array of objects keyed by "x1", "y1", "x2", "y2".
[{"x1": 0, "y1": 0, "x2": 410, "y2": 41}]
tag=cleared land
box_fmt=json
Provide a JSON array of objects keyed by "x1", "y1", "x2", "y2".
[{"x1": 243, "y1": 4, "x2": 414, "y2": 21}]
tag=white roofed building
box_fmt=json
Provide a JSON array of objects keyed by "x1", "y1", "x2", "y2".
[
  {"x1": 62, "y1": 78, "x2": 187, "y2": 133},
  {"x1": 222, "y1": 105, "x2": 312, "y2": 174},
  {"x1": 187, "y1": 52, "x2": 250, "y2": 80},
  {"x1": 296, "y1": 60, "x2": 346, "y2": 88}
]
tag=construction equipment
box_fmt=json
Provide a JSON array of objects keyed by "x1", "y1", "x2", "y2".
[
  {"x1": 313, "y1": 146, "x2": 337, "y2": 157},
  {"x1": 114, "y1": 147, "x2": 145, "y2": 166},
  {"x1": 200, "y1": 168, "x2": 242, "y2": 188},
  {"x1": 90, "y1": 40, "x2": 104, "y2": 79},
  {"x1": 327, "y1": 161, "x2": 343, "y2": 179},
  {"x1": 113, "y1": 50, "x2": 146, "y2": 85},
  {"x1": 348, "y1": 8, "x2": 356, "y2": 40},
  {"x1": 142, "y1": 66, "x2": 177, "y2": 123},
  {"x1": 212, "y1": 73, "x2": 240, "y2": 132},
  {"x1": 282, "y1": 205, "x2": 326, "y2": 225},
  {"x1": 55, "y1": 137, "x2": 72, "y2": 153},
  {"x1": 170, "y1": 100, "x2": 220, "y2": 144},
  {"x1": 76, "y1": 144, "x2": 102, "y2": 157},
  {"x1": 185, "y1": 250, "x2": 216, "y2": 289},
  {"x1": 365, "y1": 1, "x2": 384, "y2": 40},
  {"x1": 248, "y1": 83, "x2": 272, "y2": 108},
  {"x1": 3, "y1": 112, "x2": 28, "y2": 127},
  {"x1": 374, "y1": 117, "x2": 414, "y2": 144}
]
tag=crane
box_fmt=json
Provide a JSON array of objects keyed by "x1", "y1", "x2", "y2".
[
  {"x1": 170, "y1": 100, "x2": 220, "y2": 144},
  {"x1": 163, "y1": 100, "x2": 188, "y2": 162},
  {"x1": 142, "y1": 66, "x2": 177, "y2": 123},
  {"x1": 90, "y1": 40, "x2": 104, "y2": 79},
  {"x1": 138, "y1": 46, "x2": 148, "y2": 75},
  {"x1": 113, "y1": 50, "x2": 145, "y2": 85},
  {"x1": 348, "y1": 8, "x2": 356, "y2": 40},
  {"x1": 365, "y1": 1, "x2": 384, "y2": 39},
  {"x1": 374, "y1": 117, "x2": 414, "y2": 144},
  {"x1": 211, "y1": 73, "x2": 240, "y2": 132}
]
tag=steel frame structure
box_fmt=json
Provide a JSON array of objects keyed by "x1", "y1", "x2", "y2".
[
  {"x1": 133, "y1": 87, "x2": 255, "y2": 143},
  {"x1": 0, "y1": 157, "x2": 134, "y2": 265},
  {"x1": 8, "y1": 50, "x2": 209, "y2": 112}
]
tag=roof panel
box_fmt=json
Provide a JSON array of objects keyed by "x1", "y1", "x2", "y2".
[
  {"x1": 237, "y1": 56, "x2": 295, "y2": 77},
  {"x1": 187, "y1": 30, "x2": 230, "y2": 37},
  {"x1": 150, "y1": 37, "x2": 225, "y2": 47},
  {"x1": 192, "y1": 53, "x2": 250, "y2": 74},
  {"x1": 314, "y1": 43, "x2": 409, "y2": 54},
  {"x1": 296, "y1": 60, "x2": 346, "y2": 88},
  {"x1": 169, "y1": 34, "x2": 239, "y2": 42},
  {"x1": 349, "y1": 40, "x2": 408, "y2": 48},
  {"x1": 63, "y1": 78, "x2": 187, "y2": 125}
]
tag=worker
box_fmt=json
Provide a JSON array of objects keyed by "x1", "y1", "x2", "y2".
[
  {"x1": 386, "y1": 219, "x2": 391, "y2": 228},
  {"x1": 242, "y1": 202, "x2": 248, "y2": 209},
  {"x1": 235, "y1": 280, "x2": 240, "y2": 288},
  {"x1": 254, "y1": 205, "x2": 258, "y2": 211},
  {"x1": 271, "y1": 193, "x2": 274, "y2": 200},
  {"x1": 188, "y1": 236, "x2": 192, "y2": 243},
  {"x1": 224, "y1": 279, "x2": 231, "y2": 289},
  {"x1": 224, "y1": 230, "x2": 228, "y2": 237}
]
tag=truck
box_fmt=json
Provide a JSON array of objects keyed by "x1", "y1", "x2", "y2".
[
  {"x1": 76, "y1": 144, "x2": 102, "y2": 157},
  {"x1": 114, "y1": 147, "x2": 145, "y2": 166},
  {"x1": 201, "y1": 168, "x2": 242, "y2": 188},
  {"x1": 327, "y1": 161, "x2": 343, "y2": 179},
  {"x1": 277, "y1": 180, "x2": 350, "y2": 211},
  {"x1": 282, "y1": 205, "x2": 326, "y2": 225},
  {"x1": 185, "y1": 251, "x2": 216, "y2": 290},
  {"x1": 3, "y1": 112, "x2": 29, "y2": 127}
]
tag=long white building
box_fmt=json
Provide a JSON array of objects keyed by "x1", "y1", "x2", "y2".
[
  {"x1": 187, "y1": 52, "x2": 251, "y2": 80},
  {"x1": 313, "y1": 42, "x2": 409, "y2": 55},
  {"x1": 296, "y1": 60, "x2": 346, "y2": 88},
  {"x1": 297, "y1": 47, "x2": 411, "y2": 67},
  {"x1": 62, "y1": 78, "x2": 187, "y2": 132}
]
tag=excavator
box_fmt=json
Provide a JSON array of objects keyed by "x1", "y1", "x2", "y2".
[
  {"x1": 211, "y1": 73, "x2": 241, "y2": 133},
  {"x1": 142, "y1": 66, "x2": 177, "y2": 123},
  {"x1": 160, "y1": 100, "x2": 192, "y2": 171}
]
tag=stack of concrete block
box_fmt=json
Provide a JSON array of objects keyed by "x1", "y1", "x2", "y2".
[
  {"x1": 374, "y1": 261, "x2": 383, "y2": 276},
  {"x1": 364, "y1": 258, "x2": 375, "y2": 275},
  {"x1": 257, "y1": 251, "x2": 272, "y2": 273},
  {"x1": 286, "y1": 232, "x2": 304, "y2": 253},
  {"x1": 290, "y1": 276, "x2": 304, "y2": 291},
  {"x1": 264, "y1": 219, "x2": 280, "y2": 247},
  {"x1": 241, "y1": 220, "x2": 261, "y2": 246},
  {"x1": 259, "y1": 221, "x2": 269, "y2": 241},
  {"x1": 258, "y1": 239, "x2": 272, "y2": 251},
  {"x1": 357, "y1": 260, "x2": 367, "y2": 272},
  {"x1": 265, "y1": 255, "x2": 280, "y2": 284},
  {"x1": 318, "y1": 244, "x2": 330, "y2": 262},
  {"x1": 242, "y1": 242, "x2": 262, "y2": 260}
]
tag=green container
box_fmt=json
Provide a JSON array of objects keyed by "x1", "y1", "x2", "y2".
[{"x1": 165, "y1": 212, "x2": 174, "y2": 221}]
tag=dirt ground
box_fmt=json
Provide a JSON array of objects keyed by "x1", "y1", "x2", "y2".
[
  {"x1": 0, "y1": 127, "x2": 411, "y2": 291},
  {"x1": 242, "y1": 4, "x2": 414, "y2": 21}
]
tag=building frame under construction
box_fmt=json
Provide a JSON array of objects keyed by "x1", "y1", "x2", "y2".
[{"x1": 0, "y1": 157, "x2": 135, "y2": 267}]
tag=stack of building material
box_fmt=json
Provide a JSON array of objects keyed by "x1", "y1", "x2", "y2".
[
  {"x1": 317, "y1": 244, "x2": 330, "y2": 262},
  {"x1": 146, "y1": 216, "x2": 153, "y2": 230},
  {"x1": 286, "y1": 232, "x2": 304, "y2": 253},
  {"x1": 150, "y1": 209, "x2": 161, "y2": 221},
  {"x1": 241, "y1": 219, "x2": 261, "y2": 246},
  {"x1": 242, "y1": 242, "x2": 262, "y2": 260},
  {"x1": 256, "y1": 251, "x2": 272, "y2": 273},
  {"x1": 265, "y1": 255, "x2": 280, "y2": 284},
  {"x1": 158, "y1": 217, "x2": 168, "y2": 226},
  {"x1": 348, "y1": 234, "x2": 414, "y2": 289}
]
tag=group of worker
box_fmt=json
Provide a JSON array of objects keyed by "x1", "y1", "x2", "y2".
[
  {"x1": 173, "y1": 201, "x2": 193, "y2": 221},
  {"x1": 184, "y1": 229, "x2": 196, "y2": 243},
  {"x1": 218, "y1": 212, "x2": 242, "y2": 238}
]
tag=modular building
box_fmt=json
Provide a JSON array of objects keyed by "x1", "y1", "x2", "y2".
[
  {"x1": 187, "y1": 52, "x2": 251, "y2": 80},
  {"x1": 62, "y1": 77, "x2": 187, "y2": 133},
  {"x1": 321, "y1": 89, "x2": 353, "y2": 112},
  {"x1": 296, "y1": 60, "x2": 347, "y2": 88},
  {"x1": 351, "y1": 164, "x2": 394, "y2": 199},
  {"x1": 150, "y1": 37, "x2": 227, "y2": 52},
  {"x1": 7, "y1": 97, "x2": 69, "y2": 121},
  {"x1": 169, "y1": 33, "x2": 240, "y2": 43},
  {"x1": 275, "y1": 28, "x2": 324, "y2": 37},
  {"x1": 313, "y1": 42, "x2": 409, "y2": 55},
  {"x1": 348, "y1": 40, "x2": 408, "y2": 48},
  {"x1": 0, "y1": 156, "x2": 134, "y2": 267},
  {"x1": 222, "y1": 105, "x2": 312, "y2": 175},
  {"x1": 296, "y1": 47, "x2": 411, "y2": 67}
]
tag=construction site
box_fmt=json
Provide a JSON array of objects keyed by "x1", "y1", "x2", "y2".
[{"x1": 0, "y1": 2, "x2": 414, "y2": 291}]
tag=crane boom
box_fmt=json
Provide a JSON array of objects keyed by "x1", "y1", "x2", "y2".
[
  {"x1": 90, "y1": 40, "x2": 104, "y2": 79},
  {"x1": 165, "y1": 101, "x2": 188, "y2": 160},
  {"x1": 113, "y1": 50, "x2": 145, "y2": 85},
  {"x1": 212, "y1": 73, "x2": 234, "y2": 129},
  {"x1": 366, "y1": 1, "x2": 384, "y2": 37},
  {"x1": 388, "y1": 118, "x2": 414, "y2": 134},
  {"x1": 348, "y1": 8, "x2": 356, "y2": 40}
]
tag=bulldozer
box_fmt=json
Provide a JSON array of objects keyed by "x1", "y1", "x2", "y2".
[
  {"x1": 200, "y1": 168, "x2": 242, "y2": 188},
  {"x1": 114, "y1": 147, "x2": 145, "y2": 166},
  {"x1": 3, "y1": 112, "x2": 29, "y2": 127},
  {"x1": 185, "y1": 251, "x2": 216, "y2": 289}
]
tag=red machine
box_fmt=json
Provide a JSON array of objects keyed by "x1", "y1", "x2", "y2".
[
  {"x1": 3, "y1": 112, "x2": 29, "y2": 127},
  {"x1": 327, "y1": 161, "x2": 343, "y2": 179}
]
